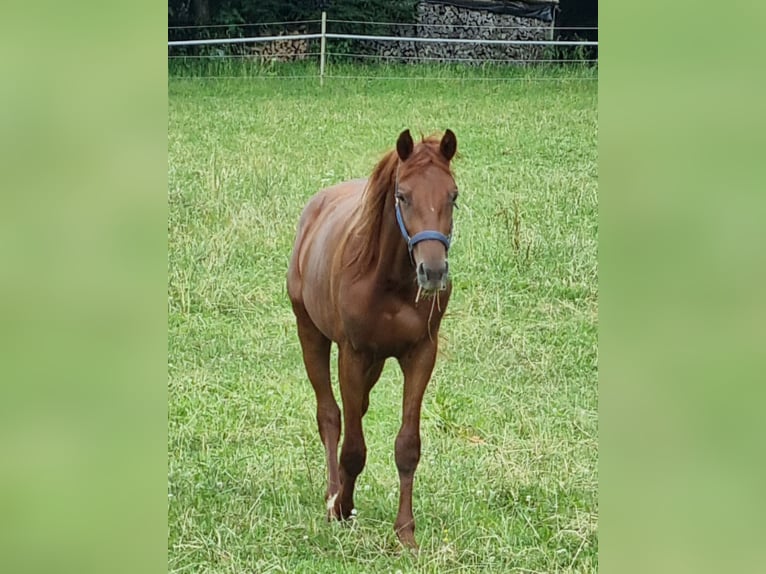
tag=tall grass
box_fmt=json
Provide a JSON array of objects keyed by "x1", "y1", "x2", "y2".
[
  {"x1": 168, "y1": 65, "x2": 597, "y2": 573},
  {"x1": 168, "y1": 57, "x2": 598, "y2": 80}
]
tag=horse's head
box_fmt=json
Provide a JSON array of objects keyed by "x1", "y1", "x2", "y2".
[{"x1": 394, "y1": 129, "x2": 458, "y2": 292}]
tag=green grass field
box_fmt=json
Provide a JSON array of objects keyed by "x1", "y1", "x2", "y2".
[{"x1": 168, "y1": 65, "x2": 598, "y2": 573}]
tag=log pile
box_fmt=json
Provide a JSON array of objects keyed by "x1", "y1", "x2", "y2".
[
  {"x1": 241, "y1": 2, "x2": 554, "y2": 64},
  {"x1": 247, "y1": 30, "x2": 310, "y2": 63},
  {"x1": 371, "y1": 2, "x2": 554, "y2": 64}
]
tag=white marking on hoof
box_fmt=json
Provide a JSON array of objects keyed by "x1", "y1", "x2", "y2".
[{"x1": 326, "y1": 492, "x2": 338, "y2": 511}]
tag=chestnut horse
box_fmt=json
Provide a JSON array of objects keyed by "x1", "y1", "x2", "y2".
[{"x1": 287, "y1": 129, "x2": 458, "y2": 548}]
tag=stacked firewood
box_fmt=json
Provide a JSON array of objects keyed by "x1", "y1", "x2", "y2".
[
  {"x1": 242, "y1": 3, "x2": 553, "y2": 64},
  {"x1": 370, "y1": 3, "x2": 553, "y2": 64},
  {"x1": 248, "y1": 30, "x2": 310, "y2": 63}
]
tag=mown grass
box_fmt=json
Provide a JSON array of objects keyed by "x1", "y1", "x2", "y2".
[{"x1": 168, "y1": 64, "x2": 597, "y2": 573}]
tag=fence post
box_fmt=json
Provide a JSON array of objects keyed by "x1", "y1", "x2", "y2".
[{"x1": 320, "y1": 11, "x2": 327, "y2": 86}]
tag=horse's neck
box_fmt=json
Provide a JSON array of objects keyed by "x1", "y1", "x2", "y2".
[{"x1": 370, "y1": 190, "x2": 414, "y2": 288}]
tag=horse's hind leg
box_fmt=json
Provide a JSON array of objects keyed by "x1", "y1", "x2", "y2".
[{"x1": 292, "y1": 303, "x2": 341, "y2": 511}]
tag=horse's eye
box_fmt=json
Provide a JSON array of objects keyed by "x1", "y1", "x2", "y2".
[
  {"x1": 395, "y1": 192, "x2": 408, "y2": 205},
  {"x1": 451, "y1": 193, "x2": 459, "y2": 208}
]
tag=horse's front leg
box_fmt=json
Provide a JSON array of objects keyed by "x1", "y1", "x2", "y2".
[
  {"x1": 332, "y1": 344, "x2": 383, "y2": 520},
  {"x1": 394, "y1": 340, "x2": 438, "y2": 549},
  {"x1": 291, "y1": 303, "x2": 341, "y2": 510}
]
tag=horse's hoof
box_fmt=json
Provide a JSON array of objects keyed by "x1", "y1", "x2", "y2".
[
  {"x1": 395, "y1": 528, "x2": 419, "y2": 551},
  {"x1": 326, "y1": 493, "x2": 355, "y2": 521}
]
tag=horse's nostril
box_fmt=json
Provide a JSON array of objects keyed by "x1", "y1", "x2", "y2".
[{"x1": 418, "y1": 262, "x2": 448, "y2": 281}]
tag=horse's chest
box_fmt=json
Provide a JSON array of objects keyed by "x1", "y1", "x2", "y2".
[{"x1": 344, "y1": 298, "x2": 439, "y2": 355}]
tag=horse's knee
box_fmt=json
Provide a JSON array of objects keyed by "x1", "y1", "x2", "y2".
[
  {"x1": 316, "y1": 403, "x2": 340, "y2": 441},
  {"x1": 316, "y1": 402, "x2": 340, "y2": 428},
  {"x1": 395, "y1": 429, "x2": 421, "y2": 475},
  {"x1": 340, "y1": 442, "x2": 367, "y2": 477}
]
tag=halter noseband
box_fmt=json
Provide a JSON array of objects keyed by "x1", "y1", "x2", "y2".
[
  {"x1": 394, "y1": 165, "x2": 452, "y2": 259},
  {"x1": 395, "y1": 201, "x2": 451, "y2": 254}
]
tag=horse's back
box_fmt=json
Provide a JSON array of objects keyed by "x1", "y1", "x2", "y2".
[{"x1": 287, "y1": 179, "x2": 367, "y2": 339}]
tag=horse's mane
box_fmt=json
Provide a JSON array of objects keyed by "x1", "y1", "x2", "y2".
[{"x1": 344, "y1": 135, "x2": 454, "y2": 271}]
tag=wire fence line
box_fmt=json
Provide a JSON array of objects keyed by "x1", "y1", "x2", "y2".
[
  {"x1": 168, "y1": 33, "x2": 594, "y2": 48},
  {"x1": 168, "y1": 12, "x2": 598, "y2": 82},
  {"x1": 170, "y1": 75, "x2": 598, "y2": 82},
  {"x1": 327, "y1": 52, "x2": 597, "y2": 63},
  {"x1": 324, "y1": 18, "x2": 596, "y2": 30},
  {"x1": 168, "y1": 19, "x2": 322, "y2": 30},
  {"x1": 170, "y1": 51, "x2": 597, "y2": 72},
  {"x1": 169, "y1": 53, "x2": 323, "y2": 60},
  {"x1": 170, "y1": 54, "x2": 596, "y2": 65},
  {"x1": 324, "y1": 33, "x2": 594, "y2": 46},
  {"x1": 312, "y1": 75, "x2": 597, "y2": 81},
  {"x1": 169, "y1": 18, "x2": 596, "y2": 31}
]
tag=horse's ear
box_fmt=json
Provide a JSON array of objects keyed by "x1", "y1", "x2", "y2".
[
  {"x1": 397, "y1": 129, "x2": 414, "y2": 161},
  {"x1": 440, "y1": 129, "x2": 457, "y2": 161}
]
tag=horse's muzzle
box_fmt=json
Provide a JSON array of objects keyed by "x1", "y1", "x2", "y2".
[{"x1": 416, "y1": 260, "x2": 449, "y2": 291}]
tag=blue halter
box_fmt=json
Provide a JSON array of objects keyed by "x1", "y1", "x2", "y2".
[
  {"x1": 394, "y1": 170, "x2": 452, "y2": 260},
  {"x1": 395, "y1": 201, "x2": 451, "y2": 255}
]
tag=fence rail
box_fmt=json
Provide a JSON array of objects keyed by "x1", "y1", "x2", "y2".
[
  {"x1": 168, "y1": 34, "x2": 323, "y2": 47},
  {"x1": 168, "y1": 12, "x2": 598, "y2": 82}
]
